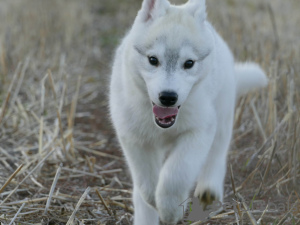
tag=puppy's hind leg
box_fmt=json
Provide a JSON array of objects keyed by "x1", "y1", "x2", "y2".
[{"x1": 133, "y1": 188, "x2": 159, "y2": 225}]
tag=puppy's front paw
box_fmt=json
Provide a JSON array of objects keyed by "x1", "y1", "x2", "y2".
[
  {"x1": 194, "y1": 181, "x2": 223, "y2": 209},
  {"x1": 199, "y1": 189, "x2": 216, "y2": 209},
  {"x1": 197, "y1": 189, "x2": 224, "y2": 217},
  {"x1": 156, "y1": 195, "x2": 184, "y2": 224}
]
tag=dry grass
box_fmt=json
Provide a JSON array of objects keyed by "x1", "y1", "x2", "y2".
[{"x1": 0, "y1": 0, "x2": 299, "y2": 224}]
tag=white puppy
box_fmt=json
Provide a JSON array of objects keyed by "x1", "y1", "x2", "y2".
[{"x1": 109, "y1": 0, "x2": 268, "y2": 224}]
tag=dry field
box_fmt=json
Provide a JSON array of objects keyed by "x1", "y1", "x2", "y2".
[{"x1": 0, "y1": 0, "x2": 299, "y2": 224}]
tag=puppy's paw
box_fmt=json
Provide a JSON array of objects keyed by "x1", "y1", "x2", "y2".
[
  {"x1": 194, "y1": 181, "x2": 223, "y2": 209},
  {"x1": 158, "y1": 203, "x2": 182, "y2": 224},
  {"x1": 156, "y1": 195, "x2": 185, "y2": 225},
  {"x1": 199, "y1": 189, "x2": 216, "y2": 209}
]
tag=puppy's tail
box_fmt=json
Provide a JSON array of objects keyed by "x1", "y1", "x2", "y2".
[{"x1": 235, "y1": 62, "x2": 268, "y2": 97}]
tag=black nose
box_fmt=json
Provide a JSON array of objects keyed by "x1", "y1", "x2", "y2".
[{"x1": 159, "y1": 91, "x2": 178, "y2": 107}]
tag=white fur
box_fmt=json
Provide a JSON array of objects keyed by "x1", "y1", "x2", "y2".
[
  {"x1": 109, "y1": 0, "x2": 267, "y2": 224},
  {"x1": 235, "y1": 62, "x2": 268, "y2": 97}
]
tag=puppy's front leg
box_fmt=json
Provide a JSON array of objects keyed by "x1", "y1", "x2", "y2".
[
  {"x1": 120, "y1": 138, "x2": 163, "y2": 209},
  {"x1": 156, "y1": 124, "x2": 216, "y2": 224}
]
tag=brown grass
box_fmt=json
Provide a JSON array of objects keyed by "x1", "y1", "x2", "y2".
[{"x1": 0, "y1": 0, "x2": 299, "y2": 224}]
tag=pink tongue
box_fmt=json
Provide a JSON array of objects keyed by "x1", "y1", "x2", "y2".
[{"x1": 153, "y1": 105, "x2": 178, "y2": 119}]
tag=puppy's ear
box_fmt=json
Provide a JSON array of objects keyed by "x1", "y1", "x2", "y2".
[
  {"x1": 187, "y1": 0, "x2": 207, "y2": 22},
  {"x1": 138, "y1": 0, "x2": 170, "y2": 22}
]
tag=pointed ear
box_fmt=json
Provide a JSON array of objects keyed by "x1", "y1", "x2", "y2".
[
  {"x1": 187, "y1": 0, "x2": 207, "y2": 22},
  {"x1": 138, "y1": 0, "x2": 170, "y2": 22}
]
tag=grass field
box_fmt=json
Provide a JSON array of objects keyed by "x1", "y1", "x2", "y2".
[{"x1": 0, "y1": 0, "x2": 299, "y2": 224}]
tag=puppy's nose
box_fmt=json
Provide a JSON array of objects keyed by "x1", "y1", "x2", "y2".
[{"x1": 159, "y1": 91, "x2": 178, "y2": 107}]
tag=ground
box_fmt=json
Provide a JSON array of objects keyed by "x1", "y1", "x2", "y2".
[{"x1": 0, "y1": 0, "x2": 299, "y2": 224}]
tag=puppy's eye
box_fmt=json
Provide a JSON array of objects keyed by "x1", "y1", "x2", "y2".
[
  {"x1": 148, "y1": 56, "x2": 159, "y2": 66},
  {"x1": 184, "y1": 60, "x2": 195, "y2": 69}
]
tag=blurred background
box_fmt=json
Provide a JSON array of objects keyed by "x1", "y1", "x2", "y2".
[{"x1": 0, "y1": 0, "x2": 299, "y2": 224}]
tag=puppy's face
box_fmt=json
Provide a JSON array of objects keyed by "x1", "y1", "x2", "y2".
[{"x1": 131, "y1": 0, "x2": 213, "y2": 129}]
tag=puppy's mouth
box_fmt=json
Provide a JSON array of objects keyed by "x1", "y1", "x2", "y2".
[{"x1": 152, "y1": 103, "x2": 180, "y2": 129}]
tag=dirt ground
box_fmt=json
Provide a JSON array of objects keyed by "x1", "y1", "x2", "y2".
[{"x1": 0, "y1": 0, "x2": 299, "y2": 224}]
